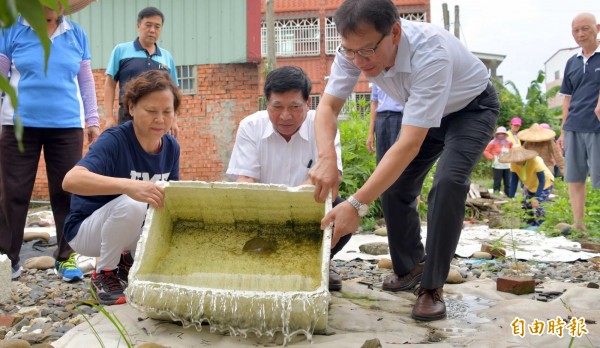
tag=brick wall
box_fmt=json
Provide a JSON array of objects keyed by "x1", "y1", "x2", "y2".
[{"x1": 31, "y1": 63, "x2": 260, "y2": 200}]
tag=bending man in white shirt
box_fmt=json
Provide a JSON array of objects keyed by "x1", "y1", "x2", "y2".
[
  {"x1": 309, "y1": 0, "x2": 499, "y2": 321},
  {"x1": 227, "y1": 66, "x2": 348, "y2": 291}
]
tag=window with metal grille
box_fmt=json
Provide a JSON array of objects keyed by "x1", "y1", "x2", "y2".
[
  {"x1": 261, "y1": 18, "x2": 320, "y2": 57},
  {"x1": 309, "y1": 95, "x2": 320, "y2": 110},
  {"x1": 325, "y1": 12, "x2": 427, "y2": 55},
  {"x1": 176, "y1": 65, "x2": 197, "y2": 95},
  {"x1": 325, "y1": 17, "x2": 339, "y2": 55}
]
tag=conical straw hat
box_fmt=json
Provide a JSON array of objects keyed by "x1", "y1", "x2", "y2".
[
  {"x1": 499, "y1": 146, "x2": 538, "y2": 163},
  {"x1": 517, "y1": 123, "x2": 556, "y2": 142},
  {"x1": 67, "y1": 0, "x2": 96, "y2": 14}
]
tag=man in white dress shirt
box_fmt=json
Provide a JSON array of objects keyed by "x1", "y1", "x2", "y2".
[
  {"x1": 227, "y1": 66, "x2": 348, "y2": 291},
  {"x1": 309, "y1": 0, "x2": 499, "y2": 320}
]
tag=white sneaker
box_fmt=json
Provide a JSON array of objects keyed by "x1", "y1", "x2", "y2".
[{"x1": 75, "y1": 254, "x2": 96, "y2": 275}]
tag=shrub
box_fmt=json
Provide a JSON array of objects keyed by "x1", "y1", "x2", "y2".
[{"x1": 338, "y1": 99, "x2": 382, "y2": 221}]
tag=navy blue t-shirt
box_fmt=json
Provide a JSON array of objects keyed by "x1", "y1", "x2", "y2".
[
  {"x1": 64, "y1": 121, "x2": 180, "y2": 242},
  {"x1": 560, "y1": 51, "x2": 600, "y2": 133}
]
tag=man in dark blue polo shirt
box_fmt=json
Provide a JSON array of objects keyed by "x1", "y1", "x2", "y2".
[
  {"x1": 103, "y1": 7, "x2": 178, "y2": 132},
  {"x1": 557, "y1": 12, "x2": 600, "y2": 233}
]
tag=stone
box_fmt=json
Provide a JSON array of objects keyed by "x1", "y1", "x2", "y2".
[
  {"x1": 360, "y1": 338, "x2": 382, "y2": 348},
  {"x1": 373, "y1": 227, "x2": 387, "y2": 236},
  {"x1": 377, "y1": 258, "x2": 392, "y2": 269},
  {"x1": 136, "y1": 344, "x2": 168, "y2": 348},
  {"x1": 446, "y1": 268, "x2": 464, "y2": 284},
  {"x1": 496, "y1": 276, "x2": 535, "y2": 295},
  {"x1": 555, "y1": 222, "x2": 573, "y2": 236},
  {"x1": 0, "y1": 339, "x2": 31, "y2": 348},
  {"x1": 24, "y1": 257, "x2": 55, "y2": 270},
  {"x1": 358, "y1": 242, "x2": 389, "y2": 256},
  {"x1": 587, "y1": 282, "x2": 599, "y2": 289},
  {"x1": 471, "y1": 251, "x2": 493, "y2": 260},
  {"x1": 17, "y1": 307, "x2": 41, "y2": 318},
  {"x1": 22, "y1": 232, "x2": 50, "y2": 242},
  {"x1": 0, "y1": 315, "x2": 16, "y2": 328},
  {"x1": 0, "y1": 254, "x2": 11, "y2": 303},
  {"x1": 488, "y1": 215, "x2": 520, "y2": 229},
  {"x1": 481, "y1": 242, "x2": 506, "y2": 257},
  {"x1": 580, "y1": 242, "x2": 600, "y2": 253}
]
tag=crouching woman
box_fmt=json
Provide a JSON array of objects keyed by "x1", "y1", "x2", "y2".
[
  {"x1": 499, "y1": 146, "x2": 554, "y2": 227},
  {"x1": 62, "y1": 70, "x2": 181, "y2": 305}
]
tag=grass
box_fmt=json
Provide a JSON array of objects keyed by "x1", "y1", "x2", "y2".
[{"x1": 540, "y1": 179, "x2": 600, "y2": 242}]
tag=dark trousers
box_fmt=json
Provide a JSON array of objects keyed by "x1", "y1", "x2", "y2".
[
  {"x1": 118, "y1": 106, "x2": 132, "y2": 125},
  {"x1": 330, "y1": 196, "x2": 351, "y2": 257},
  {"x1": 382, "y1": 83, "x2": 499, "y2": 289},
  {"x1": 0, "y1": 126, "x2": 83, "y2": 266},
  {"x1": 375, "y1": 111, "x2": 403, "y2": 164},
  {"x1": 492, "y1": 168, "x2": 511, "y2": 196}
]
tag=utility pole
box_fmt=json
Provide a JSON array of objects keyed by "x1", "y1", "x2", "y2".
[
  {"x1": 454, "y1": 5, "x2": 460, "y2": 39},
  {"x1": 266, "y1": 0, "x2": 276, "y2": 73},
  {"x1": 442, "y1": 3, "x2": 449, "y2": 31}
]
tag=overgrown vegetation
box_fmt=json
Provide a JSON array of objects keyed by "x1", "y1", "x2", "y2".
[
  {"x1": 540, "y1": 179, "x2": 600, "y2": 241},
  {"x1": 337, "y1": 72, "x2": 599, "y2": 243},
  {"x1": 338, "y1": 98, "x2": 381, "y2": 229}
]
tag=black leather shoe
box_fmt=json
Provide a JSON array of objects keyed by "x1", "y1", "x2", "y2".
[
  {"x1": 382, "y1": 261, "x2": 424, "y2": 292},
  {"x1": 412, "y1": 287, "x2": 446, "y2": 321},
  {"x1": 329, "y1": 267, "x2": 342, "y2": 291}
]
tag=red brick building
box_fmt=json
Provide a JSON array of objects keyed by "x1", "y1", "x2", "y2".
[
  {"x1": 30, "y1": 0, "x2": 430, "y2": 201},
  {"x1": 258, "y1": 0, "x2": 430, "y2": 110}
]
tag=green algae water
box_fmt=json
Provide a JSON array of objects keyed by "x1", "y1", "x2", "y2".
[{"x1": 138, "y1": 219, "x2": 324, "y2": 292}]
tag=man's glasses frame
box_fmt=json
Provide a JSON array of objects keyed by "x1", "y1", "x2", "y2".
[{"x1": 338, "y1": 33, "x2": 386, "y2": 59}]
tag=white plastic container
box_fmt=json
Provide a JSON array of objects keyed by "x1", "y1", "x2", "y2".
[{"x1": 126, "y1": 181, "x2": 332, "y2": 344}]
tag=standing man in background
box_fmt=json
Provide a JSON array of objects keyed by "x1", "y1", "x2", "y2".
[
  {"x1": 367, "y1": 84, "x2": 404, "y2": 164},
  {"x1": 104, "y1": 7, "x2": 179, "y2": 136},
  {"x1": 557, "y1": 12, "x2": 600, "y2": 233}
]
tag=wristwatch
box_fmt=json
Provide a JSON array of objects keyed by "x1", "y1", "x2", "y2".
[{"x1": 347, "y1": 195, "x2": 369, "y2": 217}]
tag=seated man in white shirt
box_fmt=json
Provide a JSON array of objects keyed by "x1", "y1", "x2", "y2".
[{"x1": 227, "y1": 66, "x2": 349, "y2": 291}]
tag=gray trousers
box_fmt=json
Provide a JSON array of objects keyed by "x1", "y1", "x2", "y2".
[
  {"x1": 375, "y1": 111, "x2": 403, "y2": 164},
  {"x1": 382, "y1": 83, "x2": 499, "y2": 289}
]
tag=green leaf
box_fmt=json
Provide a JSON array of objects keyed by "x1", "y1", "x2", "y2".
[
  {"x1": 0, "y1": 75, "x2": 17, "y2": 110},
  {"x1": 0, "y1": 0, "x2": 18, "y2": 27},
  {"x1": 16, "y1": 0, "x2": 51, "y2": 74}
]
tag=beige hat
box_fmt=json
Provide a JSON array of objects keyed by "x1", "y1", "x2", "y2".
[
  {"x1": 499, "y1": 146, "x2": 538, "y2": 163},
  {"x1": 66, "y1": 0, "x2": 96, "y2": 14},
  {"x1": 517, "y1": 123, "x2": 556, "y2": 142}
]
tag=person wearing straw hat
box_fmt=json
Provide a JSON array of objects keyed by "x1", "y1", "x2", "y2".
[
  {"x1": 0, "y1": 0, "x2": 98, "y2": 282},
  {"x1": 483, "y1": 126, "x2": 513, "y2": 196},
  {"x1": 557, "y1": 13, "x2": 600, "y2": 233},
  {"x1": 519, "y1": 123, "x2": 565, "y2": 178},
  {"x1": 499, "y1": 147, "x2": 555, "y2": 227}
]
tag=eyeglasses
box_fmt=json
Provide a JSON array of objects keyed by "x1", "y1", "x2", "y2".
[{"x1": 338, "y1": 34, "x2": 386, "y2": 59}]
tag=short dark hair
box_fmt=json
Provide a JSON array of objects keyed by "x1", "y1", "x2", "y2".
[
  {"x1": 137, "y1": 7, "x2": 164, "y2": 24},
  {"x1": 334, "y1": 0, "x2": 399, "y2": 37},
  {"x1": 122, "y1": 70, "x2": 182, "y2": 117},
  {"x1": 263, "y1": 66, "x2": 311, "y2": 101}
]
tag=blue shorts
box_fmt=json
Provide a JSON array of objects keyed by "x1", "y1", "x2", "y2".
[{"x1": 564, "y1": 131, "x2": 600, "y2": 188}]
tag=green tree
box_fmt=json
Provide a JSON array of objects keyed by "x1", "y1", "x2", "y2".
[{"x1": 495, "y1": 70, "x2": 561, "y2": 130}]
